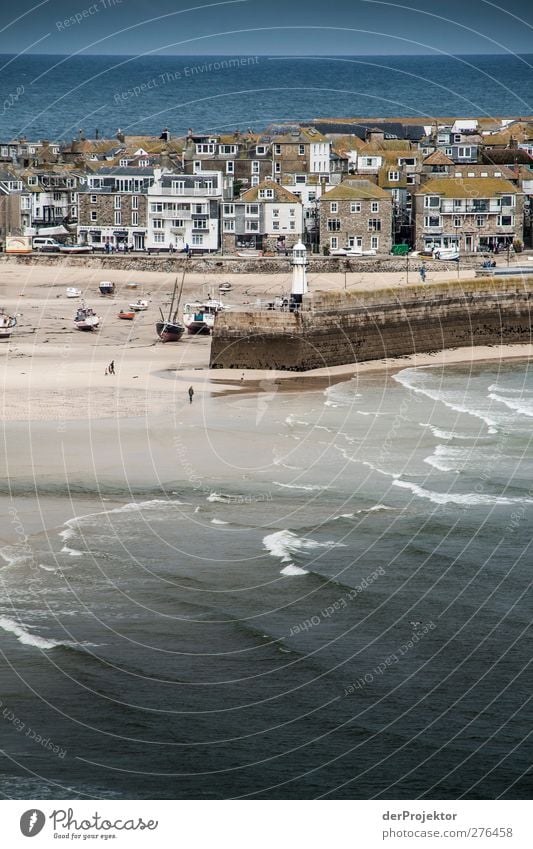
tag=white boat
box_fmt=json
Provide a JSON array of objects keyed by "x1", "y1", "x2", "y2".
[
  {"x1": 66, "y1": 287, "x2": 82, "y2": 298},
  {"x1": 0, "y1": 309, "x2": 16, "y2": 339},
  {"x1": 433, "y1": 248, "x2": 459, "y2": 261},
  {"x1": 60, "y1": 244, "x2": 93, "y2": 254},
  {"x1": 74, "y1": 304, "x2": 100, "y2": 331},
  {"x1": 129, "y1": 299, "x2": 149, "y2": 311},
  {"x1": 183, "y1": 299, "x2": 226, "y2": 335}
]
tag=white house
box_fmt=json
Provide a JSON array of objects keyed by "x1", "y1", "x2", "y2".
[{"x1": 147, "y1": 170, "x2": 228, "y2": 252}]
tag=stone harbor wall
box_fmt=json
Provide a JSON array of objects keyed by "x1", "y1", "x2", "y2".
[{"x1": 210, "y1": 277, "x2": 533, "y2": 371}]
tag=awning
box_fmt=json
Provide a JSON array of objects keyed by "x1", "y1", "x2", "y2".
[{"x1": 35, "y1": 225, "x2": 69, "y2": 236}]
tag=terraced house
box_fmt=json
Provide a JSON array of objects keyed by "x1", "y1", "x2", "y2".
[
  {"x1": 77, "y1": 167, "x2": 155, "y2": 251},
  {"x1": 319, "y1": 180, "x2": 393, "y2": 253},
  {"x1": 414, "y1": 177, "x2": 524, "y2": 253},
  {"x1": 182, "y1": 131, "x2": 273, "y2": 192},
  {"x1": 222, "y1": 180, "x2": 303, "y2": 253}
]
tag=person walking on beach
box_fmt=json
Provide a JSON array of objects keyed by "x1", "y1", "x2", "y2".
[
  {"x1": 419, "y1": 263, "x2": 427, "y2": 284},
  {"x1": 188, "y1": 386, "x2": 194, "y2": 404},
  {"x1": 109, "y1": 360, "x2": 115, "y2": 375}
]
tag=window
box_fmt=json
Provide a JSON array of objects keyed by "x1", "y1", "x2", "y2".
[
  {"x1": 172, "y1": 219, "x2": 185, "y2": 228},
  {"x1": 273, "y1": 221, "x2": 280, "y2": 230},
  {"x1": 424, "y1": 216, "x2": 440, "y2": 228},
  {"x1": 153, "y1": 219, "x2": 163, "y2": 229},
  {"x1": 499, "y1": 215, "x2": 513, "y2": 226},
  {"x1": 154, "y1": 233, "x2": 164, "y2": 243},
  {"x1": 226, "y1": 161, "x2": 234, "y2": 174},
  {"x1": 406, "y1": 175, "x2": 415, "y2": 184},
  {"x1": 223, "y1": 219, "x2": 235, "y2": 231},
  {"x1": 327, "y1": 219, "x2": 341, "y2": 231},
  {"x1": 330, "y1": 236, "x2": 338, "y2": 249},
  {"x1": 90, "y1": 211, "x2": 97, "y2": 222},
  {"x1": 132, "y1": 196, "x2": 139, "y2": 209},
  {"x1": 298, "y1": 144, "x2": 305, "y2": 155},
  {"x1": 445, "y1": 148, "x2": 453, "y2": 156},
  {"x1": 454, "y1": 217, "x2": 461, "y2": 227},
  {"x1": 274, "y1": 162, "x2": 281, "y2": 173},
  {"x1": 245, "y1": 204, "x2": 259, "y2": 216},
  {"x1": 90, "y1": 194, "x2": 97, "y2": 204},
  {"x1": 330, "y1": 202, "x2": 338, "y2": 213},
  {"x1": 114, "y1": 210, "x2": 121, "y2": 225},
  {"x1": 364, "y1": 157, "x2": 374, "y2": 167},
  {"x1": 245, "y1": 219, "x2": 259, "y2": 232},
  {"x1": 223, "y1": 204, "x2": 235, "y2": 216},
  {"x1": 151, "y1": 204, "x2": 163, "y2": 212},
  {"x1": 252, "y1": 161, "x2": 260, "y2": 174},
  {"x1": 272, "y1": 207, "x2": 279, "y2": 217},
  {"x1": 274, "y1": 144, "x2": 281, "y2": 155},
  {"x1": 371, "y1": 235, "x2": 379, "y2": 250},
  {"x1": 289, "y1": 208, "x2": 295, "y2": 217},
  {"x1": 192, "y1": 234, "x2": 204, "y2": 245},
  {"x1": 219, "y1": 144, "x2": 236, "y2": 154},
  {"x1": 195, "y1": 143, "x2": 215, "y2": 154},
  {"x1": 350, "y1": 202, "x2": 361, "y2": 213},
  {"x1": 476, "y1": 216, "x2": 484, "y2": 227},
  {"x1": 251, "y1": 175, "x2": 259, "y2": 186},
  {"x1": 260, "y1": 189, "x2": 274, "y2": 199},
  {"x1": 388, "y1": 171, "x2": 400, "y2": 181},
  {"x1": 500, "y1": 195, "x2": 513, "y2": 207},
  {"x1": 256, "y1": 145, "x2": 266, "y2": 155},
  {"x1": 289, "y1": 221, "x2": 295, "y2": 230},
  {"x1": 172, "y1": 180, "x2": 185, "y2": 194},
  {"x1": 131, "y1": 211, "x2": 138, "y2": 225},
  {"x1": 119, "y1": 159, "x2": 128, "y2": 167},
  {"x1": 424, "y1": 195, "x2": 441, "y2": 208},
  {"x1": 368, "y1": 219, "x2": 381, "y2": 231},
  {"x1": 458, "y1": 147, "x2": 472, "y2": 158},
  {"x1": 295, "y1": 175, "x2": 306, "y2": 184},
  {"x1": 28, "y1": 176, "x2": 38, "y2": 186},
  {"x1": 114, "y1": 195, "x2": 121, "y2": 209},
  {"x1": 371, "y1": 201, "x2": 380, "y2": 213}
]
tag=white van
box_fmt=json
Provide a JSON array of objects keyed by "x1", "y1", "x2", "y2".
[{"x1": 32, "y1": 237, "x2": 61, "y2": 252}]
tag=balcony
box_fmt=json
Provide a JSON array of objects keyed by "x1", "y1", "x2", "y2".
[{"x1": 157, "y1": 186, "x2": 219, "y2": 197}]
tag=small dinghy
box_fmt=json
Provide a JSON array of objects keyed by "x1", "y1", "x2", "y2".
[
  {"x1": 118, "y1": 309, "x2": 135, "y2": 320},
  {"x1": 66, "y1": 287, "x2": 82, "y2": 298},
  {"x1": 129, "y1": 299, "x2": 148, "y2": 311}
]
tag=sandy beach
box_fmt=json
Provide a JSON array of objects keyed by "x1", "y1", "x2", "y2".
[{"x1": 1, "y1": 260, "x2": 532, "y2": 421}]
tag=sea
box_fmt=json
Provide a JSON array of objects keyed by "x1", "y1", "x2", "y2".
[
  {"x1": 0, "y1": 360, "x2": 532, "y2": 799},
  {"x1": 0, "y1": 53, "x2": 533, "y2": 140}
]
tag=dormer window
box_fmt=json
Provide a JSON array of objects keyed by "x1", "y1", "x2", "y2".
[
  {"x1": 259, "y1": 188, "x2": 274, "y2": 199},
  {"x1": 256, "y1": 146, "x2": 266, "y2": 155}
]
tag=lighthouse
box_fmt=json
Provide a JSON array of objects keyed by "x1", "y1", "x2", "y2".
[{"x1": 290, "y1": 240, "x2": 308, "y2": 308}]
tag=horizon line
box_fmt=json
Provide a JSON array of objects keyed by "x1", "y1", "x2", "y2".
[{"x1": 1, "y1": 51, "x2": 532, "y2": 58}]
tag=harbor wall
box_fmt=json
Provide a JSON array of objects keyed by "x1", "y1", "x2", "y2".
[{"x1": 209, "y1": 277, "x2": 533, "y2": 370}]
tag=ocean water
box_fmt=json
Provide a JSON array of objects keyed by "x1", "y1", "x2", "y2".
[
  {"x1": 0, "y1": 360, "x2": 532, "y2": 799},
  {"x1": 1, "y1": 53, "x2": 533, "y2": 140}
]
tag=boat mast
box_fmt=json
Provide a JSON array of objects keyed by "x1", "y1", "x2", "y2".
[{"x1": 172, "y1": 262, "x2": 187, "y2": 323}]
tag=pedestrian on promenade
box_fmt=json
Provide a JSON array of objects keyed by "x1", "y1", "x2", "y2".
[
  {"x1": 188, "y1": 386, "x2": 194, "y2": 404},
  {"x1": 419, "y1": 263, "x2": 427, "y2": 284}
]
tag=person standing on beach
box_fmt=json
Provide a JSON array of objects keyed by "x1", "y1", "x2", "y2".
[
  {"x1": 109, "y1": 360, "x2": 115, "y2": 375},
  {"x1": 419, "y1": 263, "x2": 427, "y2": 284},
  {"x1": 188, "y1": 386, "x2": 194, "y2": 404}
]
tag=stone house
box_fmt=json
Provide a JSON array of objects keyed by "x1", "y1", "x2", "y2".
[
  {"x1": 270, "y1": 127, "x2": 331, "y2": 182},
  {"x1": 222, "y1": 180, "x2": 303, "y2": 253},
  {"x1": 413, "y1": 177, "x2": 524, "y2": 252},
  {"x1": 77, "y1": 167, "x2": 155, "y2": 250},
  {"x1": 319, "y1": 180, "x2": 393, "y2": 253},
  {"x1": 182, "y1": 131, "x2": 273, "y2": 192}
]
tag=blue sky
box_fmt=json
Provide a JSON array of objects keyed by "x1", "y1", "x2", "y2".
[{"x1": 1, "y1": 0, "x2": 532, "y2": 56}]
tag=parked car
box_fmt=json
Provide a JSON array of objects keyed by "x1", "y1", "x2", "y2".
[{"x1": 32, "y1": 237, "x2": 61, "y2": 252}]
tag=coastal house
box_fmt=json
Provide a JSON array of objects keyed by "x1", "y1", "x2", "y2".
[
  {"x1": 269, "y1": 126, "x2": 331, "y2": 182},
  {"x1": 221, "y1": 180, "x2": 303, "y2": 253},
  {"x1": 146, "y1": 170, "x2": 229, "y2": 253},
  {"x1": 77, "y1": 167, "x2": 156, "y2": 251},
  {"x1": 0, "y1": 169, "x2": 26, "y2": 239},
  {"x1": 182, "y1": 131, "x2": 273, "y2": 192},
  {"x1": 413, "y1": 176, "x2": 524, "y2": 253},
  {"x1": 319, "y1": 180, "x2": 393, "y2": 254},
  {"x1": 21, "y1": 169, "x2": 80, "y2": 232}
]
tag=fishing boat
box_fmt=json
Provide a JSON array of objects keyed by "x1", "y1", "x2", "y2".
[
  {"x1": 99, "y1": 281, "x2": 115, "y2": 295},
  {"x1": 183, "y1": 298, "x2": 225, "y2": 335},
  {"x1": 129, "y1": 299, "x2": 149, "y2": 311},
  {"x1": 156, "y1": 271, "x2": 185, "y2": 343},
  {"x1": 74, "y1": 303, "x2": 100, "y2": 331},
  {"x1": 66, "y1": 287, "x2": 82, "y2": 298},
  {"x1": 118, "y1": 309, "x2": 135, "y2": 320},
  {"x1": 0, "y1": 309, "x2": 16, "y2": 339}
]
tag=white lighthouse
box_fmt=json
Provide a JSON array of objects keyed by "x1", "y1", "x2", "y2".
[{"x1": 291, "y1": 240, "x2": 308, "y2": 306}]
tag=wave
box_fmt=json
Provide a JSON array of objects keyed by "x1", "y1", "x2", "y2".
[
  {"x1": 0, "y1": 545, "x2": 32, "y2": 568},
  {"x1": 273, "y1": 481, "x2": 326, "y2": 492},
  {"x1": 285, "y1": 414, "x2": 310, "y2": 427},
  {"x1": 423, "y1": 444, "x2": 476, "y2": 473},
  {"x1": 418, "y1": 422, "x2": 478, "y2": 441},
  {"x1": 263, "y1": 529, "x2": 345, "y2": 575},
  {"x1": 394, "y1": 368, "x2": 499, "y2": 433},
  {"x1": 60, "y1": 545, "x2": 84, "y2": 557},
  {"x1": 392, "y1": 479, "x2": 533, "y2": 507},
  {"x1": 333, "y1": 505, "x2": 393, "y2": 520},
  {"x1": 211, "y1": 518, "x2": 229, "y2": 525},
  {"x1": 488, "y1": 392, "x2": 533, "y2": 418},
  {"x1": 0, "y1": 616, "x2": 70, "y2": 650},
  {"x1": 323, "y1": 382, "x2": 362, "y2": 408},
  {"x1": 488, "y1": 384, "x2": 530, "y2": 394},
  {"x1": 280, "y1": 564, "x2": 309, "y2": 576},
  {"x1": 206, "y1": 492, "x2": 233, "y2": 503},
  {"x1": 361, "y1": 461, "x2": 401, "y2": 479}
]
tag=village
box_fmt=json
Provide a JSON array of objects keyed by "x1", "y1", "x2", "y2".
[{"x1": 0, "y1": 116, "x2": 532, "y2": 260}]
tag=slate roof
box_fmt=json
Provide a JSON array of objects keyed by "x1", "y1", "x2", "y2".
[
  {"x1": 417, "y1": 177, "x2": 518, "y2": 197},
  {"x1": 322, "y1": 179, "x2": 390, "y2": 200}
]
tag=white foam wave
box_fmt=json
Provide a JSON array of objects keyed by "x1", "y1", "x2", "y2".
[
  {"x1": 211, "y1": 518, "x2": 229, "y2": 525},
  {"x1": 394, "y1": 368, "x2": 498, "y2": 433},
  {"x1": 274, "y1": 481, "x2": 326, "y2": 492},
  {"x1": 0, "y1": 616, "x2": 64, "y2": 650},
  {"x1": 206, "y1": 492, "x2": 233, "y2": 503},
  {"x1": 263, "y1": 530, "x2": 345, "y2": 574},
  {"x1": 393, "y1": 479, "x2": 533, "y2": 507},
  {"x1": 418, "y1": 422, "x2": 477, "y2": 441},
  {"x1": 61, "y1": 545, "x2": 84, "y2": 557},
  {"x1": 0, "y1": 546, "x2": 32, "y2": 568},
  {"x1": 333, "y1": 505, "x2": 392, "y2": 520},
  {"x1": 488, "y1": 384, "x2": 528, "y2": 394},
  {"x1": 423, "y1": 444, "x2": 475, "y2": 473},
  {"x1": 280, "y1": 564, "x2": 309, "y2": 576},
  {"x1": 362, "y1": 461, "x2": 401, "y2": 479},
  {"x1": 488, "y1": 392, "x2": 533, "y2": 418}
]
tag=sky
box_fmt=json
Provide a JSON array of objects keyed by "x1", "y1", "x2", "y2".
[{"x1": 1, "y1": 0, "x2": 532, "y2": 56}]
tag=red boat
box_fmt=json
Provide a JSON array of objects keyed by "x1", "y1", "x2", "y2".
[{"x1": 118, "y1": 310, "x2": 135, "y2": 320}]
